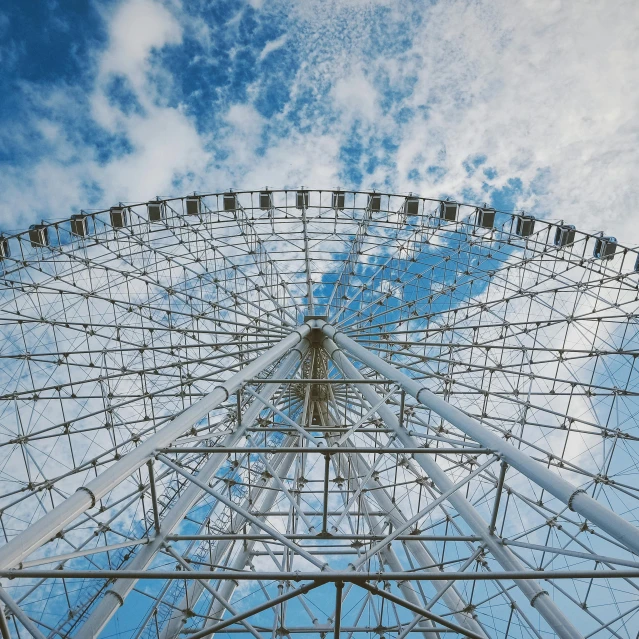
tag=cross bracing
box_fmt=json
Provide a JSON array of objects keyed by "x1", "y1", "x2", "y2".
[{"x1": 0, "y1": 190, "x2": 638, "y2": 638}]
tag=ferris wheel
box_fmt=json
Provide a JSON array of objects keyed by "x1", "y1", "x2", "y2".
[{"x1": 0, "y1": 188, "x2": 638, "y2": 639}]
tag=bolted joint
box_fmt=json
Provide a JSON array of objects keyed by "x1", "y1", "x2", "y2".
[
  {"x1": 529, "y1": 590, "x2": 549, "y2": 608},
  {"x1": 567, "y1": 488, "x2": 587, "y2": 511}
]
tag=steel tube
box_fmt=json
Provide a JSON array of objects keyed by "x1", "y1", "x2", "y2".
[
  {"x1": 321, "y1": 453, "x2": 331, "y2": 534},
  {"x1": 344, "y1": 494, "x2": 444, "y2": 638},
  {"x1": 147, "y1": 460, "x2": 161, "y2": 533},
  {"x1": 319, "y1": 404, "x2": 486, "y2": 637},
  {"x1": 72, "y1": 338, "x2": 310, "y2": 639},
  {"x1": 178, "y1": 447, "x2": 304, "y2": 639},
  {"x1": 243, "y1": 387, "x2": 323, "y2": 447},
  {"x1": 161, "y1": 447, "x2": 491, "y2": 455},
  {"x1": 357, "y1": 582, "x2": 485, "y2": 639},
  {"x1": 0, "y1": 325, "x2": 310, "y2": 573},
  {"x1": 322, "y1": 333, "x2": 584, "y2": 639},
  {"x1": 321, "y1": 322, "x2": 639, "y2": 558},
  {"x1": 186, "y1": 582, "x2": 322, "y2": 639},
  {"x1": 168, "y1": 535, "x2": 481, "y2": 542},
  {"x1": 0, "y1": 586, "x2": 46, "y2": 639},
  {"x1": 157, "y1": 454, "x2": 327, "y2": 570},
  {"x1": 0, "y1": 606, "x2": 10, "y2": 639},
  {"x1": 165, "y1": 547, "x2": 266, "y2": 639},
  {"x1": 489, "y1": 461, "x2": 508, "y2": 534},
  {"x1": 2, "y1": 569, "x2": 636, "y2": 581},
  {"x1": 20, "y1": 539, "x2": 151, "y2": 568},
  {"x1": 333, "y1": 582, "x2": 344, "y2": 639},
  {"x1": 183, "y1": 627, "x2": 473, "y2": 634},
  {"x1": 501, "y1": 539, "x2": 639, "y2": 569},
  {"x1": 158, "y1": 431, "x2": 303, "y2": 639},
  {"x1": 244, "y1": 379, "x2": 393, "y2": 384}
]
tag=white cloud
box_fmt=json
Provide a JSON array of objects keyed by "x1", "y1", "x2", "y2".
[
  {"x1": 254, "y1": 0, "x2": 639, "y2": 241},
  {"x1": 205, "y1": 127, "x2": 341, "y2": 193},
  {"x1": 331, "y1": 67, "x2": 379, "y2": 123},
  {"x1": 387, "y1": 0, "x2": 639, "y2": 239},
  {"x1": 2, "y1": 0, "x2": 639, "y2": 247},
  {"x1": 0, "y1": 0, "x2": 209, "y2": 224},
  {"x1": 98, "y1": 0, "x2": 183, "y2": 93},
  {"x1": 101, "y1": 107, "x2": 209, "y2": 199},
  {"x1": 258, "y1": 34, "x2": 288, "y2": 62}
]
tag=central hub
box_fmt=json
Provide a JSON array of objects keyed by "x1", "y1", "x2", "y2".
[{"x1": 304, "y1": 314, "x2": 327, "y2": 346}]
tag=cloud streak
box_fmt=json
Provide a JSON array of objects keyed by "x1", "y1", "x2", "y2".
[{"x1": 0, "y1": 0, "x2": 637, "y2": 243}]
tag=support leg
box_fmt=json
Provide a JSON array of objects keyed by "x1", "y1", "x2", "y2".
[{"x1": 322, "y1": 333, "x2": 584, "y2": 639}]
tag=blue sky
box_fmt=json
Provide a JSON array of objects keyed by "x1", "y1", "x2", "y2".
[{"x1": 1, "y1": 0, "x2": 638, "y2": 241}]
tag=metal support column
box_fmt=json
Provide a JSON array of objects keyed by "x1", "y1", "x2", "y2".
[
  {"x1": 321, "y1": 332, "x2": 584, "y2": 639},
  {"x1": 73, "y1": 339, "x2": 310, "y2": 638},
  {"x1": 321, "y1": 322, "x2": 639, "y2": 558},
  {"x1": 316, "y1": 402, "x2": 486, "y2": 638},
  {"x1": 0, "y1": 325, "x2": 310, "y2": 573},
  {"x1": 333, "y1": 581, "x2": 343, "y2": 639},
  {"x1": 160, "y1": 446, "x2": 303, "y2": 639},
  {"x1": 162, "y1": 381, "x2": 318, "y2": 639},
  {"x1": 489, "y1": 462, "x2": 508, "y2": 535},
  {"x1": 0, "y1": 587, "x2": 46, "y2": 639}
]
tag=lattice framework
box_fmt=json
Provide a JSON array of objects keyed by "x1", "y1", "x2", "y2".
[{"x1": 0, "y1": 190, "x2": 638, "y2": 639}]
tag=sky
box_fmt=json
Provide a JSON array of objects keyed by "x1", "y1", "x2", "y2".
[
  {"x1": 2, "y1": 3, "x2": 639, "y2": 634},
  {"x1": 1, "y1": 0, "x2": 638, "y2": 243}
]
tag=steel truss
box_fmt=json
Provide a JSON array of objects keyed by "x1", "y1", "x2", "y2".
[{"x1": 0, "y1": 190, "x2": 639, "y2": 639}]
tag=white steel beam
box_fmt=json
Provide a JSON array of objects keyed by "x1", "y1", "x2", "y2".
[
  {"x1": 187, "y1": 582, "x2": 323, "y2": 639},
  {"x1": 157, "y1": 455, "x2": 327, "y2": 570},
  {"x1": 0, "y1": 587, "x2": 46, "y2": 639},
  {"x1": 173, "y1": 392, "x2": 463, "y2": 639},
  {"x1": 321, "y1": 333, "x2": 585, "y2": 639},
  {"x1": 316, "y1": 403, "x2": 486, "y2": 638},
  {"x1": 165, "y1": 547, "x2": 266, "y2": 639},
  {"x1": 160, "y1": 369, "x2": 319, "y2": 639},
  {"x1": 185, "y1": 386, "x2": 324, "y2": 639},
  {"x1": 320, "y1": 322, "x2": 639, "y2": 558},
  {"x1": 3, "y1": 569, "x2": 638, "y2": 581},
  {"x1": 73, "y1": 340, "x2": 310, "y2": 639},
  {"x1": 0, "y1": 325, "x2": 310, "y2": 573},
  {"x1": 160, "y1": 446, "x2": 302, "y2": 639}
]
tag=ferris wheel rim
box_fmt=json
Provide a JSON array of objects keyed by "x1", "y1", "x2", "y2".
[{"x1": 0, "y1": 188, "x2": 637, "y2": 639}]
